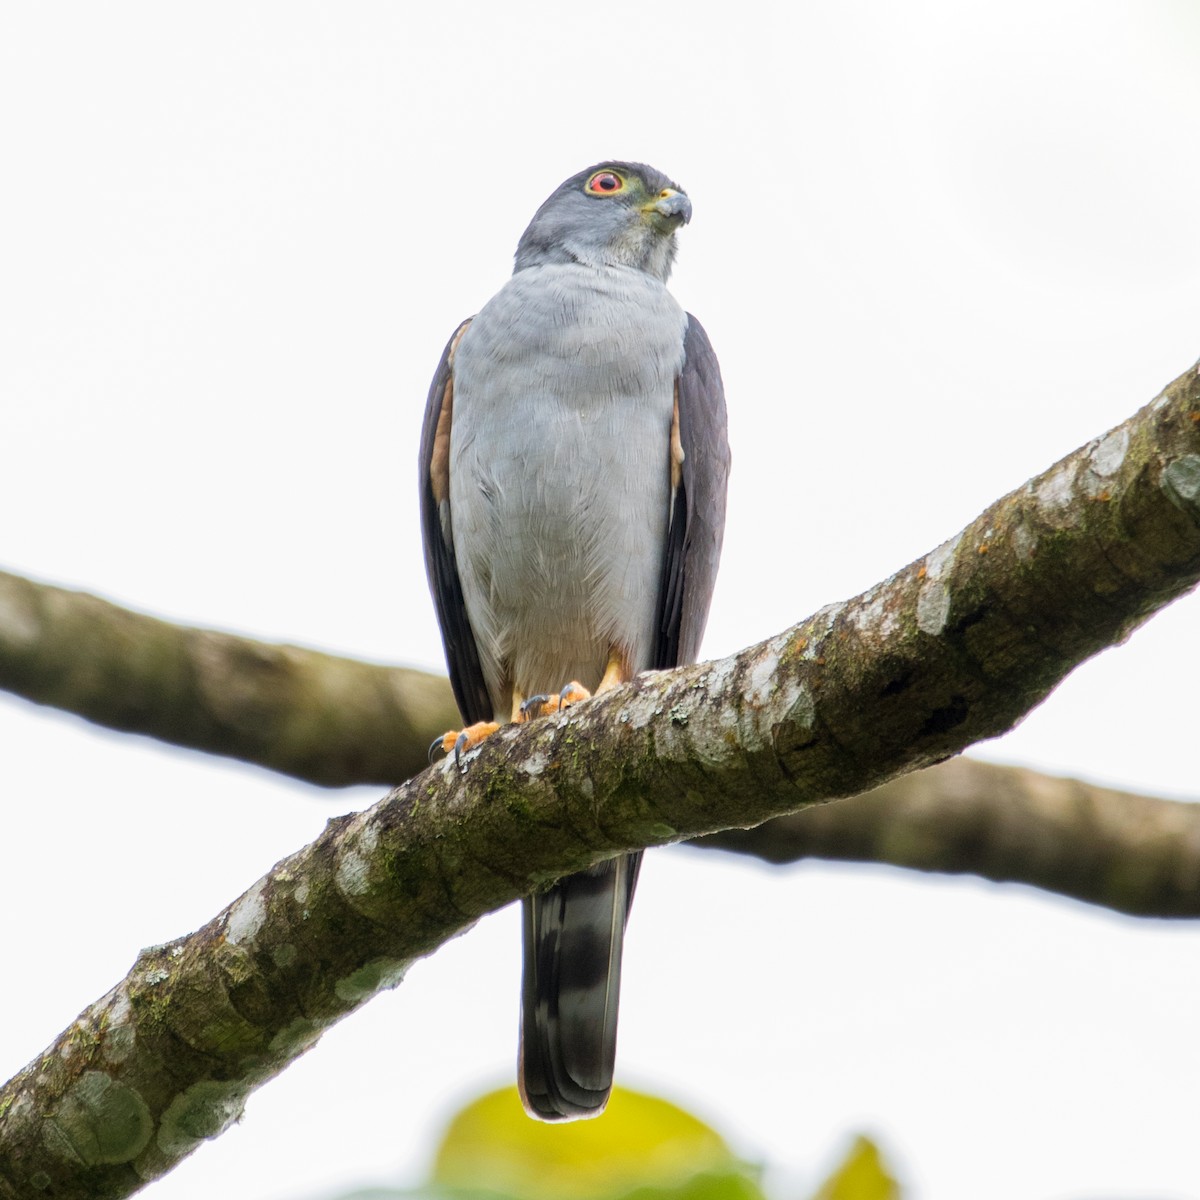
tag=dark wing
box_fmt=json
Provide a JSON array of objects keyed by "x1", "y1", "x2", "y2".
[
  {"x1": 654, "y1": 314, "x2": 731, "y2": 669},
  {"x1": 418, "y1": 318, "x2": 492, "y2": 725}
]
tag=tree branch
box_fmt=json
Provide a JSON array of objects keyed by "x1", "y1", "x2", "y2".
[
  {"x1": 696, "y1": 756, "x2": 1200, "y2": 918},
  {"x1": 4, "y1": 567, "x2": 1199, "y2": 922},
  {"x1": 0, "y1": 569, "x2": 459, "y2": 786},
  {"x1": 4, "y1": 359, "x2": 1200, "y2": 1196}
]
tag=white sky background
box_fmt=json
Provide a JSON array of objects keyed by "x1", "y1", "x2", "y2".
[{"x1": 2, "y1": 2, "x2": 1200, "y2": 1197}]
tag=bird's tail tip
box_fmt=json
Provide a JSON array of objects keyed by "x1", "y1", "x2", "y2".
[{"x1": 517, "y1": 1049, "x2": 613, "y2": 1122}]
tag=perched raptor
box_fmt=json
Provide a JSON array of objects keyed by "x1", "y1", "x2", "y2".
[{"x1": 419, "y1": 161, "x2": 730, "y2": 1121}]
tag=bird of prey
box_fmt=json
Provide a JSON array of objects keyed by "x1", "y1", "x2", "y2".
[{"x1": 419, "y1": 161, "x2": 729, "y2": 1121}]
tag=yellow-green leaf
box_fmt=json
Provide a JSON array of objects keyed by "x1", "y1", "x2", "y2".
[
  {"x1": 431, "y1": 1086, "x2": 754, "y2": 1200},
  {"x1": 810, "y1": 1136, "x2": 902, "y2": 1200}
]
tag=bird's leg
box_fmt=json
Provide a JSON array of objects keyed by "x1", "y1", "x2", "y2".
[
  {"x1": 594, "y1": 651, "x2": 628, "y2": 694},
  {"x1": 519, "y1": 649, "x2": 628, "y2": 720}
]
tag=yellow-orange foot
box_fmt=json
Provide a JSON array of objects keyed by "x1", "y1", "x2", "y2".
[
  {"x1": 519, "y1": 681, "x2": 592, "y2": 721},
  {"x1": 428, "y1": 720, "x2": 500, "y2": 772}
]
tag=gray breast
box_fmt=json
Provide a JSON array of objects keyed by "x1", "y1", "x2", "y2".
[{"x1": 449, "y1": 263, "x2": 688, "y2": 717}]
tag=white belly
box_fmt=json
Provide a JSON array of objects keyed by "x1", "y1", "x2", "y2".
[{"x1": 449, "y1": 263, "x2": 687, "y2": 715}]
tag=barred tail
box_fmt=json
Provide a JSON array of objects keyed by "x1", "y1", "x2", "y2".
[{"x1": 518, "y1": 851, "x2": 641, "y2": 1121}]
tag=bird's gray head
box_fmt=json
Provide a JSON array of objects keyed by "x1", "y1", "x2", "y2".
[{"x1": 514, "y1": 161, "x2": 691, "y2": 281}]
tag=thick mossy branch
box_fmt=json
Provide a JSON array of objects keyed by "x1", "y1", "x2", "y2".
[
  {"x1": 3, "y1": 360, "x2": 1200, "y2": 1198},
  {"x1": 0, "y1": 571, "x2": 459, "y2": 786},
  {"x1": 698, "y1": 757, "x2": 1200, "y2": 918}
]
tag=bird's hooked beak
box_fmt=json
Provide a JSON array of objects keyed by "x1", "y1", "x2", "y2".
[{"x1": 642, "y1": 187, "x2": 692, "y2": 229}]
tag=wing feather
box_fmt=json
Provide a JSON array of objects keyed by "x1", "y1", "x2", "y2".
[
  {"x1": 418, "y1": 318, "x2": 492, "y2": 725},
  {"x1": 654, "y1": 314, "x2": 731, "y2": 669}
]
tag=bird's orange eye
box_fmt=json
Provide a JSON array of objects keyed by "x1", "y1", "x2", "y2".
[{"x1": 586, "y1": 172, "x2": 624, "y2": 194}]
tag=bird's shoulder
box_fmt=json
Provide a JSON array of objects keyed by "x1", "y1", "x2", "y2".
[{"x1": 459, "y1": 264, "x2": 685, "y2": 357}]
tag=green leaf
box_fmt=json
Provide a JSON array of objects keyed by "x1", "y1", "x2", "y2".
[
  {"x1": 623, "y1": 1167, "x2": 768, "y2": 1200},
  {"x1": 431, "y1": 1085, "x2": 763, "y2": 1200},
  {"x1": 810, "y1": 1136, "x2": 902, "y2": 1200}
]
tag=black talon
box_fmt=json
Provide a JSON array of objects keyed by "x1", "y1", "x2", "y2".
[
  {"x1": 559, "y1": 683, "x2": 579, "y2": 709},
  {"x1": 521, "y1": 694, "x2": 552, "y2": 720},
  {"x1": 428, "y1": 735, "x2": 447, "y2": 764},
  {"x1": 454, "y1": 730, "x2": 471, "y2": 773}
]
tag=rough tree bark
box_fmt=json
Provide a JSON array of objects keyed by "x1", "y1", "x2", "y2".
[{"x1": 2, "y1": 357, "x2": 1200, "y2": 1197}]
